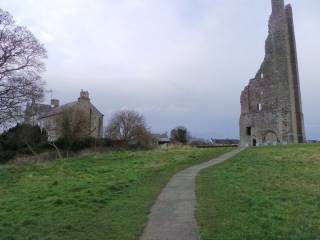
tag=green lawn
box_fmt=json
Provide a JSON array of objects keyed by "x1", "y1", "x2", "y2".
[
  {"x1": 0, "y1": 147, "x2": 232, "y2": 240},
  {"x1": 196, "y1": 144, "x2": 320, "y2": 240}
]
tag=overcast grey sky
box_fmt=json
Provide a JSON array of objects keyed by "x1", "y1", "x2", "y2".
[{"x1": 2, "y1": 0, "x2": 320, "y2": 139}]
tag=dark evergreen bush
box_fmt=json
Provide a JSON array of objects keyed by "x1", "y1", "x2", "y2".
[
  {"x1": 0, "y1": 124, "x2": 48, "y2": 163},
  {"x1": 55, "y1": 137, "x2": 96, "y2": 152},
  {"x1": 0, "y1": 150, "x2": 16, "y2": 164}
]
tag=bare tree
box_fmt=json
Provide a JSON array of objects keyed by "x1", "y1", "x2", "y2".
[
  {"x1": 0, "y1": 9, "x2": 47, "y2": 126},
  {"x1": 170, "y1": 126, "x2": 190, "y2": 144},
  {"x1": 105, "y1": 110, "x2": 152, "y2": 146}
]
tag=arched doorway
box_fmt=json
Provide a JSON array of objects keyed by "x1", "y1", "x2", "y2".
[
  {"x1": 252, "y1": 139, "x2": 257, "y2": 147},
  {"x1": 263, "y1": 131, "x2": 278, "y2": 145}
]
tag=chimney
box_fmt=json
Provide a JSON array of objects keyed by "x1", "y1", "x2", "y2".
[
  {"x1": 51, "y1": 99, "x2": 60, "y2": 108},
  {"x1": 272, "y1": 0, "x2": 285, "y2": 15},
  {"x1": 78, "y1": 90, "x2": 90, "y2": 102}
]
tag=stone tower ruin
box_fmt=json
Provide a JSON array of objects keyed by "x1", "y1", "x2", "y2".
[{"x1": 239, "y1": 0, "x2": 306, "y2": 147}]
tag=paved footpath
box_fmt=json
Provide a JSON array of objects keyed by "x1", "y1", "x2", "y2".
[{"x1": 140, "y1": 148, "x2": 245, "y2": 240}]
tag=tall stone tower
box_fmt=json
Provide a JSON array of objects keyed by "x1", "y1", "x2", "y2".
[{"x1": 239, "y1": 0, "x2": 306, "y2": 147}]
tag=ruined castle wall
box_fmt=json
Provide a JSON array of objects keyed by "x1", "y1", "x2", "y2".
[
  {"x1": 285, "y1": 5, "x2": 306, "y2": 143},
  {"x1": 239, "y1": 0, "x2": 306, "y2": 147}
]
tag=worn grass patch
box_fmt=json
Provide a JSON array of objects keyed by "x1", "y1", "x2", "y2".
[
  {"x1": 0, "y1": 147, "x2": 232, "y2": 240},
  {"x1": 196, "y1": 144, "x2": 320, "y2": 240}
]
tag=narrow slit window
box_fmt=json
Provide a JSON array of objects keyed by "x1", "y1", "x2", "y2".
[
  {"x1": 246, "y1": 127, "x2": 252, "y2": 136},
  {"x1": 257, "y1": 103, "x2": 262, "y2": 111}
]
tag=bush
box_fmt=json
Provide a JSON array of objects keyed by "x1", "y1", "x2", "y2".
[
  {"x1": 0, "y1": 124, "x2": 48, "y2": 162},
  {"x1": 55, "y1": 137, "x2": 96, "y2": 152},
  {"x1": 0, "y1": 150, "x2": 16, "y2": 164},
  {"x1": 170, "y1": 126, "x2": 190, "y2": 144},
  {"x1": 71, "y1": 137, "x2": 96, "y2": 151},
  {"x1": 103, "y1": 139, "x2": 128, "y2": 148},
  {"x1": 0, "y1": 124, "x2": 48, "y2": 151}
]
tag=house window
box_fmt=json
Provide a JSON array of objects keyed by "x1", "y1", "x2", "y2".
[
  {"x1": 246, "y1": 127, "x2": 252, "y2": 136},
  {"x1": 257, "y1": 103, "x2": 262, "y2": 111}
]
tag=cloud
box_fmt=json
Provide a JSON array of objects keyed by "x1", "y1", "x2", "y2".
[{"x1": 1, "y1": 0, "x2": 320, "y2": 139}]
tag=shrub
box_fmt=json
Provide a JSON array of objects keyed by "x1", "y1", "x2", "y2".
[
  {"x1": 55, "y1": 137, "x2": 96, "y2": 152},
  {"x1": 0, "y1": 124, "x2": 48, "y2": 163},
  {"x1": 0, "y1": 150, "x2": 16, "y2": 164},
  {"x1": 70, "y1": 137, "x2": 96, "y2": 151},
  {"x1": 103, "y1": 138, "x2": 129, "y2": 148},
  {"x1": 0, "y1": 124, "x2": 48, "y2": 151},
  {"x1": 170, "y1": 126, "x2": 191, "y2": 144},
  {"x1": 0, "y1": 124, "x2": 48, "y2": 162}
]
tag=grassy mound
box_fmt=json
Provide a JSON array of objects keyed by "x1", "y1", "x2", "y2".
[
  {"x1": 196, "y1": 144, "x2": 320, "y2": 240},
  {"x1": 0, "y1": 147, "x2": 232, "y2": 240}
]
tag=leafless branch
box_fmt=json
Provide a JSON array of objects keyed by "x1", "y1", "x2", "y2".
[{"x1": 0, "y1": 8, "x2": 47, "y2": 126}]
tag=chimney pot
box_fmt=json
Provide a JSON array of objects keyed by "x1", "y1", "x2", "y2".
[
  {"x1": 51, "y1": 99, "x2": 60, "y2": 108},
  {"x1": 79, "y1": 90, "x2": 90, "y2": 102}
]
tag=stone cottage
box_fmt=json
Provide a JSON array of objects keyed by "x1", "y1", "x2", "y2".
[
  {"x1": 239, "y1": 0, "x2": 306, "y2": 147},
  {"x1": 25, "y1": 90, "x2": 104, "y2": 141}
]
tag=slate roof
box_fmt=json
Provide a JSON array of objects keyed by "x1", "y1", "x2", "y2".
[
  {"x1": 152, "y1": 133, "x2": 171, "y2": 143},
  {"x1": 38, "y1": 101, "x2": 79, "y2": 119}
]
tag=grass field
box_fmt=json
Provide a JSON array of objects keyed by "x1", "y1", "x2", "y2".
[
  {"x1": 0, "y1": 147, "x2": 232, "y2": 240},
  {"x1": 196, "y1": 144, "x2": 320, "y2": 240}
]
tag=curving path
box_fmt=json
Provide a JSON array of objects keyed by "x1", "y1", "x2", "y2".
[{"x1": 140, "y1": 148, "x2": 245, "y2": 240}]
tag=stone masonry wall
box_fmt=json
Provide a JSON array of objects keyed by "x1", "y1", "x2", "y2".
[
  {"x1": 37, "y1": 92, "x2": 104, "y2": 141},
  {"x1": 239, "y1": 0, "x2": 306, "y2": 147}
]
